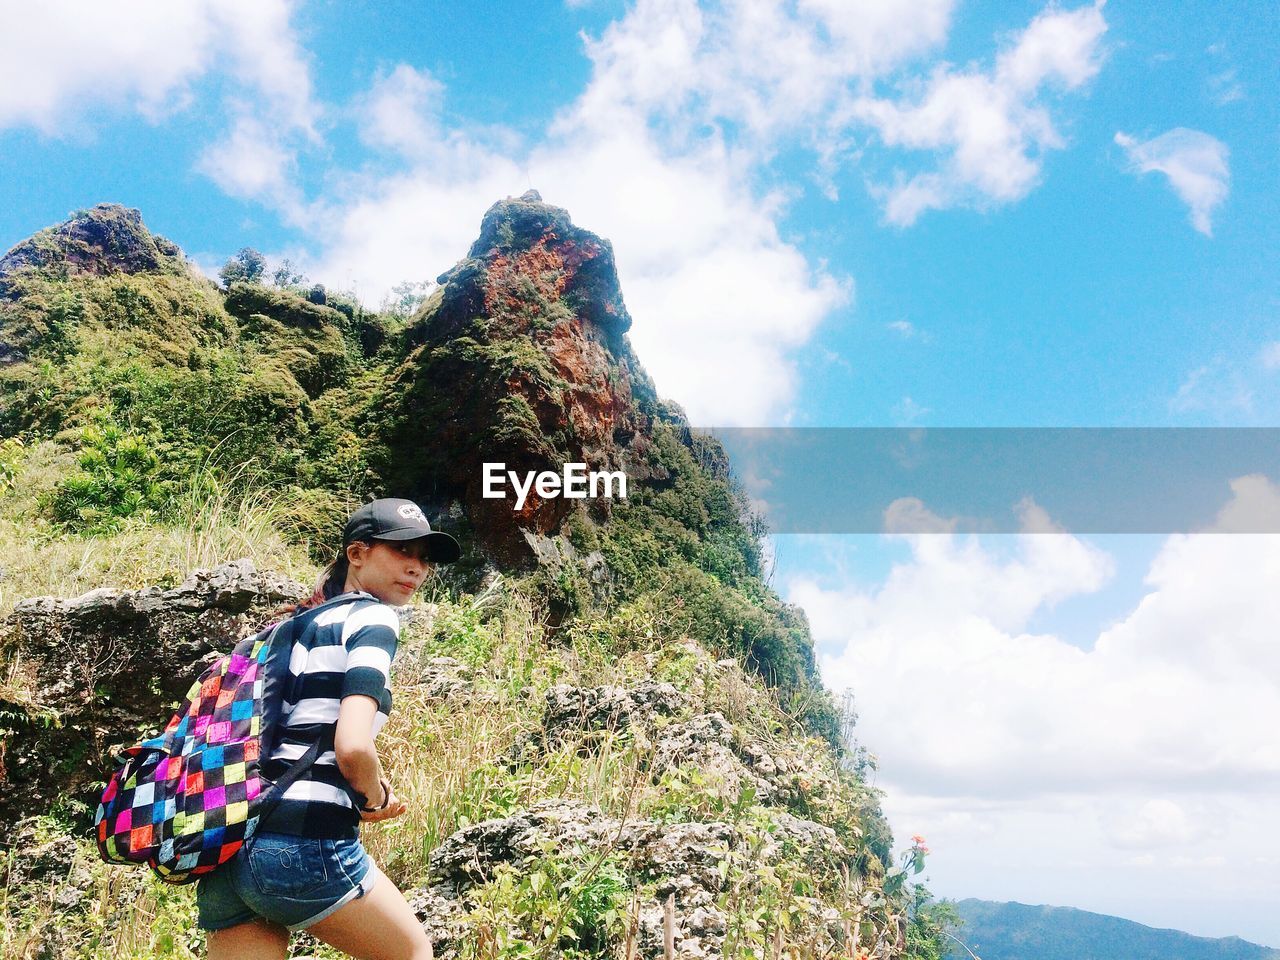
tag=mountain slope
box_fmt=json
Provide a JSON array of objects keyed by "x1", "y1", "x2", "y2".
[
  {"x1": 0, "y1": 194, "x2": 928, "y2": 960},
  {"x1": 0, "y1": 195, "x2": 844, "y2": 751},
  {"x1": 948, "y1": 899, "x2": 1280, "y2": 960}
]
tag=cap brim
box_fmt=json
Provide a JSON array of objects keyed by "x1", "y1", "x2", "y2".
[{"x1": 376, "y1": 528, "x2": 461, "y2": 563}]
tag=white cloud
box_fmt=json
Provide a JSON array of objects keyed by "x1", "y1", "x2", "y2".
[
  {"x1": 798, "y1": 0, "x2": 953, "y2": 79},
  {"x1": 195, "y1": 1, "x2": 319, "y2": 210},
  {"x1": 853, "y1": 2, "x2": 1108, "y2": 224},
  {"x1": 1115, "y1": 128, "x2": 1230, "y2": 236},
  {"x1": 572, "y1": 0, "x2": 956, "y2": 147},
  {"x1": 0, "y1": 1, "x2": 312, "y2": 136},
  {"x1": 195, "y1": 115, "x2": 296, "y2": 202},
  {"x1": 355, "y1": 64, "x2": 444, "y2": 157},
  {"x1": 209, "y1": 0, "x2": 316, "y2": 135},
  {"x1": 1205, "y1": 474, "x2": 1280, "y2": 534},
  {"x1": 789, "y1": 481, "x2": 1280, "y2": 939},
  {"x1": 0, "y1": 0, "x2": 318, "y2": 212},
  {"x1": 303, "y1": 115, "x2": 848, "y2": 425},
  {"x1": 235, "y1": 1, "x2": 1104, "y2": 422},
  {"x1": 1103, "y1": 798, "x2": 1203, "y2": 850},
  {"x1": 803, "y1": 510, "x2": 1280, "y2": 799},
  {"x1": 878, "y1": 787, "x2": 1279, "y2": 943},
  {"x1": 303, "y1": 33, "x2": 852, "y2": 426},
  {"x1": 297, "y1": 0, "x2": 1102, "y2": 423},
  {"x1": 22, "y1": 0, "x2": 1108, "y2": 427},
  {"x1": 304, "y1": 157, "x2": 526, "y2": 307},
  {"x1": 532, "y1": 123, "x2": 849, "y2": 425},
  {"x1": 0, "y1": 3, "x2": 211, "y2": 133},
  {"x1": 794, "y1": 479, "x2": 1280, "y2": 799}
]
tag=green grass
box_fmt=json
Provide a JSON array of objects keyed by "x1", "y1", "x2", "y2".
[{"x1": 0, "y1": 439, "x2": 317, "y2": 618}]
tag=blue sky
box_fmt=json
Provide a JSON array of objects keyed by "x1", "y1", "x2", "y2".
[{"x1": 3, "y1": 0, "x2": 1279, "y2": 946}]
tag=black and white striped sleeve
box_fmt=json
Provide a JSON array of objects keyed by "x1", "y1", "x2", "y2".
[{"x1": 340, "y1": 602, "x2": 399, "y2": 707}]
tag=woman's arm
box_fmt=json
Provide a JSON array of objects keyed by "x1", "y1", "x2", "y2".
[{"x1": 334, "y1": 694, "x2": 404, "y2": 821}]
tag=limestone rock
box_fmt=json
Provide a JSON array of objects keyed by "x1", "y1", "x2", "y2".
[
  {"x1": 542, "y1": 680, "x2": 689, "y2": 739},
  {"x1": 415, "y1": 794, "x2": 853, "y2": 960},
  {"x1": 392, "y1": 653, "x2": 475, "y2": 703},
  {"x1": 0, "y1": 559, "x2": 306, "y2": 828}
]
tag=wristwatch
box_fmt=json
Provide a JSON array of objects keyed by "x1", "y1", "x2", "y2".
[{"x1": 360, "y1": 777, "x2": 391, "y2": 813}]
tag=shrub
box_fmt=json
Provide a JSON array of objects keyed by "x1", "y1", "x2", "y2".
[
  {"x1": 0, "y1": 436, "x2": 24, "y2": 492},
  {"x1": 461, "y1": 841, "x2": 632, "y2": 960},
  {"x1": 45, "y1": 415, "x2": 179, "y2": 535}
]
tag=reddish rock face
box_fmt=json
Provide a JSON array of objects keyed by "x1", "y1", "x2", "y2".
[{"x1": 380, "y1": 191, "x2": 669, "y2": 566}]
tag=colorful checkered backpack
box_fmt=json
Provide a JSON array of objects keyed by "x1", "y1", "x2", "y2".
[{"x1": 94, "y1": 609, "x2": 324, "y2": 884}]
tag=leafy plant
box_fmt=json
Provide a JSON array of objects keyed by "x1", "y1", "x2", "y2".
[
  {"x1": 46, "y1": 415, "x2": 178, "y2": 535},
  {"x1": 0, "y1": 436, "x2": 24, "y2": 492},
  {"x1": 460, "y1": 841, "x2": 631, "y2": 960},
  {"x1": 884, "y1": 835, "x2": 929, "y2": 899},
  {"x1": 218, "y1": 247, "x2": 266, "y2": 286}
]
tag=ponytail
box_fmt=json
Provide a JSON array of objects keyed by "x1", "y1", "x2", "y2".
[
  {"x1": 314, "y1": 538, "x2": 375, "y2": 604},
  {"x1": 261, "y1": 543, "x2": 354, "y2": 628},
  {"x1": 258, "y1": 538, "x2": 371, "y2": 630},
  {"x1": 319, "y1": 547, "x2": 352, "y2": 602}
]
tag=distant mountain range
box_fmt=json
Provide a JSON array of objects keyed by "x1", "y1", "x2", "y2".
[{"x1": 946, "y1": 899, "x2": 1280, "y2": 960}]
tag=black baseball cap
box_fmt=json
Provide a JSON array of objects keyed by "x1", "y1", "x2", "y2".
[{"x1": 343, "y1": 498, "x2": 461, "y2": 563}]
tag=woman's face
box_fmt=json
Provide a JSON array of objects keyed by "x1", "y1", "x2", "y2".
[{"x1": 345, "y1": 538, "x2": 434, "y2": 605}]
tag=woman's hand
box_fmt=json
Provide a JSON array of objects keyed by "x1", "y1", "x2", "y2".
[{"x1": 359, "y1": 782, "x2": 407, "y2": 822}]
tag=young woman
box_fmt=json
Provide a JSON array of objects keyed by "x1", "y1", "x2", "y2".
[{"x1": 196, "y1": 498, "x2": 461, "y2": 960}]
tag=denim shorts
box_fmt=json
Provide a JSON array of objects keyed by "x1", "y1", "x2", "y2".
[{"x1": 196, "y1": 831, "x2": 380, "y2": 932}]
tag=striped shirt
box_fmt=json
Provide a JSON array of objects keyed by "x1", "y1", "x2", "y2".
[{"x1": 260, "y1": 591, "x2": 399, "y2": 839}]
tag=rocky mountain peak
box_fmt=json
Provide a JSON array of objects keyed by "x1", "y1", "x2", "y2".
[
  {"x1": 417, "y1": 190, "x2": 632, "y2": 346},
  {"x1": 0, "y1": 203, "x2": 184, "y2": 285},
  {"x1": 381, "y1": 192, "x2": 674, "y2": 568}
]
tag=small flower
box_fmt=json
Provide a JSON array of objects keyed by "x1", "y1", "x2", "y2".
[{"x1": 911, "y1": 834, "x2": 926, "y2": 845}]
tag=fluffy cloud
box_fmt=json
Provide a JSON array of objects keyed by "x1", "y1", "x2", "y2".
[
  {"x1": 531, "y1": 122, "x2": 849, "y2": 425},
  {"x1": 296, "y1": 1, "x2": 1109, "y2": 422},
  {"x1": 786, "y1": 480, "x2": 1280, "y2": 938},
  {"x1": 1115, "y1": 127, "x2": 1230, "y2": 236},
  {"x1": 572, "y1": 0, "x2": 956, "y2": 144},
  {"x1": 355, "y1": 65, "x2": 445, "y2": 158},
  {"x1": 304, "y1": 157, "x2": 525, "y2": 309},
  {"x1": 798, "y1": 0, "x2": 953, "y2": 80},
  {"x1": 0, "y1": 0, "x2": 317, "y2": 213},
  {"x1": 0, "y1": 2, "x2": 212, "y2": 133},
  {"x1": 0, "y1": 1, "x2": 313, "y2": 136},
  {"x1": 799, "y1": 494, "x2": 1280, "y2": 798},
  {"x1": 853, "y1": 2, "x2": 1108, "y2": 224},
  {"x1": 302, "y1": 104, "x2": 848, "y2": 425},
  {"x1": 4, "y1": 1, "x2": 1113, "y2": 422},
  {"x1": 195, "y1": 116, "x2": 296, "y2": 203}
]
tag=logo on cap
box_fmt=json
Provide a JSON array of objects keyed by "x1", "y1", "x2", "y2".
[{"x1": 398, "y1": 503, "x2": 428, "y2": 525}]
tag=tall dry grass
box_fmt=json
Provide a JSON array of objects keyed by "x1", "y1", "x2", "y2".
[{"x1": 0, "y1": 440, "x2": 319, "y2": 619}]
